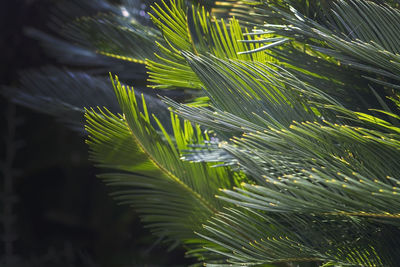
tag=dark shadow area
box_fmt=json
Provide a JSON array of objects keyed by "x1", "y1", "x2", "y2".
[{"x1": 0, "y1": 1, "x2": 193, "y2": 266}]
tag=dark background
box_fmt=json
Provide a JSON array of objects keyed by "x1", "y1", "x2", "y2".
[{"x1": 0, "y1": 0, "x2": 191, "y2": 266}]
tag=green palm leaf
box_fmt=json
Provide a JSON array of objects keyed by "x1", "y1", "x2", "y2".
[
  {"x1": 201, "y1": 207, "x2": 398, "y2": 266},
  {"x1": 85, "y1": 76, "x2": 242, "y2": 244},
  {"x1": 162, "y1": 31, "x2": 400, "y2": 264},
  {"x1": 62, "y1": 13, "x2": 161, "y2": 64},
  {"x1": 250, "y1": 0, "x2": 400, "y2": 89},
  {"x1": 146, "y1": 0, "x2": 275, "y2": 89},
  {"x1": 25, "y1": 0, "x2": 400, "y2": 265}
]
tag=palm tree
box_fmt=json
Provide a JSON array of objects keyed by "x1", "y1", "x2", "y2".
[{"x1": 6, "y1": 0, "x2": 400, "y2": 265}]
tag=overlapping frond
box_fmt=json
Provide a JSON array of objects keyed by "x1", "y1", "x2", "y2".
[
  {"x1": 10, "y1": 0, "x2": 400, "y2": 266},
  {"x1": 3, "y1": 68, "x2": 119, "y2": 131},
  {"x1": 162, "y1": 22, "x2": 400, "y2": 264},
  {"x1": 61, "y1": 13, "x2": 160, "y2": 64},
  {"x1": 167, "y1": 77, "x2": 400, "y2": 266},
  {"x1": 85, "y1": 76, "x2": 242, "y2": 243},
  {"x1": 146, "y1": 0, "x2": 278, "y2": 89},
  {"x1": 201, "y1": 207, "x2": 400, "y2": 266},
  {"x1": 39, "y1": 0, "x2": 157, "y2": 68},
  {"x1": 249, "y1": 0, "x2": 400, "y2": 89},
  {"x1": 3, "y1": 67, "x2": 173, "y2": 132}
]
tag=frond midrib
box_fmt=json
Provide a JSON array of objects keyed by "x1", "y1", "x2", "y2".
[{"x1": 122, "y1": 114, "x2": 219, "y2": 215}]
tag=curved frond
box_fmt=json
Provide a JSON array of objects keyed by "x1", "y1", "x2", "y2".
[
  {"x1": 85, "y1": 76, "x2": 242, "y2": 243},
  {"x1": 201, "y1": 207, "x2": 399, "y2": 266},
  {"x1": 146, "y1": 0, "x2": 274, "y2": 89},
  {"x1": 62, "y1": 13, "x2": 161, "y2": 64},
  {"x1": 249, "y1": 0, "x2": 400, "y2": 89},
  {"x1": 15, "y1": 0, "x2": 400, "y2": 265}
]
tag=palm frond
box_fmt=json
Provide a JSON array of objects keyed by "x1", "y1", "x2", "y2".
[
  {"x1": 161, "y1": 27, "x2": 400, "y2": 264},
  {"x1": 11, "y1": 0, "x2": 400, "y2": 265},
  {"x1": 146, "y1": 0, "x2": 274, "y2": 89},
  {"x1": 3, "y1": 68, "x2": 118, "y2": 131},
  {"x1": 249, "y1": 0, "x2": 400, "y2": 89},
  {"x1": 166, "y1": 55, "x2": 400, "y2": 218},
  {"x1": 3, "y1": 67, "x2": 171, "y2": 132},
  {"x1": 85, "y1": 76, "x2": 242, "y2": 244},
  {"x1": 167, "y1": 83, "x2": 400, "y2": 266},
  {"x1": 61, "y1": 13, "x2": 160, "y2": 64},
  {"x1": 201, "y1": 207, "x2": 400, "y2": 266}
]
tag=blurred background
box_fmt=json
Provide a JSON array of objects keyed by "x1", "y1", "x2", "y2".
[{"x1": 0, "y1": 0, "x2": 192, "y2": 266}]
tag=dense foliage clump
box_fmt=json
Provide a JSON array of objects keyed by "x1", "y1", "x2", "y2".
[{"x1": 7, "y1": 0, "x2": 400, "y2": 266}]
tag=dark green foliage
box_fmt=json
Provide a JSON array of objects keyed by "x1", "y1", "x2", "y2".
[{"x1": 6, "y1": 0, "x2": 400, "y2": 266}]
